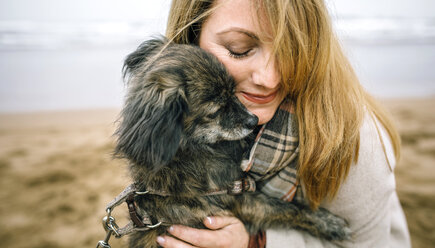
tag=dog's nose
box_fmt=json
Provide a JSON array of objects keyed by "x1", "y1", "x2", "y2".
[{"x1": 245, "y1": 115, "x2": 259, "y2": 130}]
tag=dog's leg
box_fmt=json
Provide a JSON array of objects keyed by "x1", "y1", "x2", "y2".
[{"x1": 235, "y1": 193, "x2": 351, "y2": 241}]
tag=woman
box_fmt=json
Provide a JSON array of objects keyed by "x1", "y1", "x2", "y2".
[{"x1": 156, "y1": 0, "x2": 411, "y2": 247}]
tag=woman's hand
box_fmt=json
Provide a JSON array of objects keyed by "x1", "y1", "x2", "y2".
[{"x1": 156, "y1": 216, "x2": 249, "y2": 248}]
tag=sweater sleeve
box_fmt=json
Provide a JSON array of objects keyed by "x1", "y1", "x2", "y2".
[{"x1": 266, "y1": 114, "x2": 411, "y2": 248}]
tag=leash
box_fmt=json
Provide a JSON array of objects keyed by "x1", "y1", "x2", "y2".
[{"x1": 96, "y1": 177, "x2": 256, "y2": 248}]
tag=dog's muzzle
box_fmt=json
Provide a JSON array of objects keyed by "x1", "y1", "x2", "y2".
[{"x1": 244, "y1": 114, "x2": 259, "y2": 130}]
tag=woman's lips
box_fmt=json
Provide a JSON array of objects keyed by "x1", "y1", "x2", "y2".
[{"x1": 241, "y1": 91, "x2": 278, "y2": 104}]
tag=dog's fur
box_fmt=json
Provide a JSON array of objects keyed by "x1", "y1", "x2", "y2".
[{"x1": 115, "y1": 37, "x2": 351, "y2": 248}]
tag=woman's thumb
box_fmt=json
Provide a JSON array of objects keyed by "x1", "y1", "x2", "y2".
[{"x1": 203, "y1": 216, "x2": 239, "y2": 230}]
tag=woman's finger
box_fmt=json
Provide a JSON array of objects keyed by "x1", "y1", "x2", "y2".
[
  {"x1": 165, "y1": 216, "x2": 249, "y2": 248},
  {"x1": 166, "y1": 225, "x2": 222, "y2": 247},
  {"x1": 157, "y1": 234, "x2": 196, "y2": 248},
  {"x1": 203, "y1": 216, "x2": 241, "y2": 230}
]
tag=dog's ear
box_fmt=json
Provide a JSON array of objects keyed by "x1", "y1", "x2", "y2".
[
  {"x1": 115, "y1": 73, "x2": 188, "y2": 171},
  {"x1": 122, "y1": 37, "x2": 166, "y2": 79}
]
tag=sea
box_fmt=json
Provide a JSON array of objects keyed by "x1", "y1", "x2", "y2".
[{"x1": 0, "y1": 17, "x2": 434, "y2": 113}]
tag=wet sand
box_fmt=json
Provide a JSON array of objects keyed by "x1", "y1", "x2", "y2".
[{"x1": 0, "y1": 98, "x2": 434, "y2": 248}]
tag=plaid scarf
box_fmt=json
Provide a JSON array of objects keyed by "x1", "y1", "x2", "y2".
[{"x1": 241, "y1": 99, "x2": 301, "y2": 202}]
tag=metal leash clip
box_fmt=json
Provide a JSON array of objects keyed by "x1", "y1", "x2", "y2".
[
  {"x1": 96, "y1": 184, "x2": 165, "y2": 248},
  {"x1": 96, "y1": 209, "x2": 120, "y2": 248}
]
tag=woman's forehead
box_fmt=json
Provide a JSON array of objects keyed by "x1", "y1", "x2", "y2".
[{"x1": 203, "y1": 0, "x2": 273, "y2": 40}]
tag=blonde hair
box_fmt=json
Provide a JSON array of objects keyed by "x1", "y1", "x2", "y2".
[{"x1": 166, "y1": 0, "x2": 401, "y2": 209}]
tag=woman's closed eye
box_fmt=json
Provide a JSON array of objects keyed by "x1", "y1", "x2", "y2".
[{"x1": 228, "y1": 48, "x2": 252, "y2": 59}]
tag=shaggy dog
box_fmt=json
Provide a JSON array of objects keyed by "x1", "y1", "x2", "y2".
[{"x1": 115, "y1": 37, "x2": 350, "y2": 248}]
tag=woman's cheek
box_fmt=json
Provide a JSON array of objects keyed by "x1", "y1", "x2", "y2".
[
  {"x1": 223, "y1": 62, "x2": 248, "y2": 84},
  {"x1": 202, "y1": 46, "x2": 251, "y2": 89}
]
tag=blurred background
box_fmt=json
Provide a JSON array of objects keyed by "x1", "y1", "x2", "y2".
[
  {"x1": 0, "y1": 0, "x2": 434, "y2": 247},
  {"x1": 0, "y1": 0, "x2": 434, "y2": 112}
]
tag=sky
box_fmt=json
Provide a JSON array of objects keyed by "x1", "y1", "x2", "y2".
[
  {"x1": 0, "y1": 0, "x2": 171, "y2": 22},
  {"x1": 0, "y1": 0, "x2": 434, "y2": 23},
  {"x1": 326, "y1": 0, "x2": 435, "y2": 18}
]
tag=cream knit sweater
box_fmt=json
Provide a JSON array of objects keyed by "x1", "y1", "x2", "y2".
[{"x1": 266, "y1": 115, "x2": 411, "y2": 248}]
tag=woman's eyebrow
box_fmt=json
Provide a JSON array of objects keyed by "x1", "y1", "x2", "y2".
[{"x1": 216, "y1": 28, "x2": 259, "y2": 40}]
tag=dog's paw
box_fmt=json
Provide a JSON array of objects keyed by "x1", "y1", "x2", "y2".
[{"x1": 303, "y1": 207, "x2": 352, "y2": 241}]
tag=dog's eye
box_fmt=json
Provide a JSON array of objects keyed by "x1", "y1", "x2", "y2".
[{"x1": 206, "y1": 111, "x2": 220, "y2": 119}]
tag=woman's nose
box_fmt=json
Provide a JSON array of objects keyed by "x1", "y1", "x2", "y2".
[{"x1": 252, "y1": 51, "x2": 281, "y2": 89}]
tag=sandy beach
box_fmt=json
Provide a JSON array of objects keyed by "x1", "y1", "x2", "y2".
[{"x1": 0, "y1": 97, "x2": 434, "y2": 248}]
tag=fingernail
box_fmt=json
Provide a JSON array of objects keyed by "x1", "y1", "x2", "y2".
[
  {"x1": 168, "y1": 225, "x2": 174, "y2": 233},
  {"x1": 207, "y1": 216, "x2": 214, "y2": 225},
  {"x1": 156, "y1": 236, "x2": 165, "y2": 245}
]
